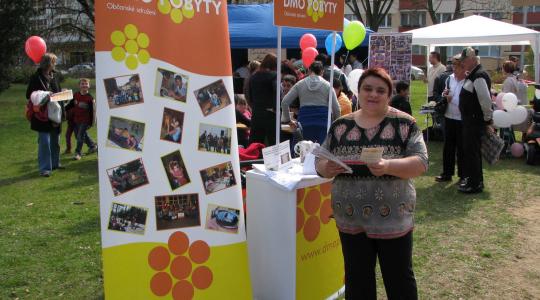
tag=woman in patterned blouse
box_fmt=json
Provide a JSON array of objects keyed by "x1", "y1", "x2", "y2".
[{"x1": 315, "y1": 68, "x2": 428, "y2": 300}]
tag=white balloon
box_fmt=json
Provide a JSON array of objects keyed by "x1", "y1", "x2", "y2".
[
  {"x1": 535, "y1": 89, "x2": 540, "y2": 100},
  {"x1": 493, "y1": 110, "x2": 512, "y2": 128},
  {"x1": 348, "y1": 69, "x2": 364, "y2": 96},
  {"x1": 502, "y1": 93, "x2": 518, "y2": 111},
  {"x1": 508, "y1": 106, "x2": 528, "y2": 125}
]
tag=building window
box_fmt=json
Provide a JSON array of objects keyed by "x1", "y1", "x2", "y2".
[
  {"x1": 380, "y1": 14, "x2": 392, "y2": 28},
  {"x1": 436, "y1": 13, "x2": 453, "y2": 23},
  {"x1": 401, "y1": 11, "x2": 426, "y2": 27},
  {"x1": 477, "y1": 11, "x2": 504, "y2": 20},
  {"x1": 412, "y1": 45, "x2": 426, "y2": 55},
  {"x1": 345, "y1": 14, "x2": 358, "y2": 21}
]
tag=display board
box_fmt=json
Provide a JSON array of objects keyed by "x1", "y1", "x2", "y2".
[
  {"x1": 95, "y1": 0, "x2": 251, "y2": 298},
  {"x1": 368, "y1": 33, "x2": 413, "y2": 83}
]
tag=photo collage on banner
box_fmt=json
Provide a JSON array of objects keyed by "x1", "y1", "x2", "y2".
[
  {"x1": 95, "y1": 0, "x2": 251, "y2": 299},
  {"x1": 368, "y1": 33, "x2": 413, "y2": 83}
]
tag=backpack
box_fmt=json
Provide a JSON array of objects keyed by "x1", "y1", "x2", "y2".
[{"x1": 514, "y1": 75, "x2": 528, "y2": 105}]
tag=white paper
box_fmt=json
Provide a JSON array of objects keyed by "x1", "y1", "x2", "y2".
[
  {"x1": 311, "y1": 145, "x2": 353, "y2": 173},
  {"x1": 262, "y1": 140, "x2": 292, "y2": 171},
  {"x1": 50, "y1": 90, "x2": 73, "y2": 102},
  {"x1": 252, "y1": 161, "x2": 320, "y2": 191}
]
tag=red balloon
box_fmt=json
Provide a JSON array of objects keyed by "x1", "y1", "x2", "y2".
[
  {"x1": 25, "y1": 36, "x2": 47, "y2": 64},
  {"x1": 299, "y1": 34, "x2": 317, "y2": 51},
  {"x1": 302, "y1": 47, "x2": 319, "y2": 68}
]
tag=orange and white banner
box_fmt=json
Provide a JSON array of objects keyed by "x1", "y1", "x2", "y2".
[
  {"x1": 274, "y1": 0, "x2": 344, "y2": 31},
  {"x1": 95, "y1": 1, "x2": 251, "y2": 299}
]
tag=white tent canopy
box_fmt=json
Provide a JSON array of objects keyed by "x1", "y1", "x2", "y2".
[{"x1": 405, "y1": 15, "x2": 540, "y2": 81}]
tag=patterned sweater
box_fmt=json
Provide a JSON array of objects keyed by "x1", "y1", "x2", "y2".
[{"x1": 321, "y1": 108, "x2": 428, "y2": 239}]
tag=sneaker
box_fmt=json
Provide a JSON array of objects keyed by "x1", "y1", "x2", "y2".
[
  {"x1": 53, "y1": 165, "x2": 66, "y2": 170},
  {"x1": 40, "y1": 171, "x2": 51, "y2": 177},
  {"x1": 88, "y1": 146, "x2": 98, "y2": 154},
  {"x1": 74, "y1": 154, "x2": 82, "y2": 160},
  {"x1": 435, "y1": 175, "x2": 452, "y2": 182}
]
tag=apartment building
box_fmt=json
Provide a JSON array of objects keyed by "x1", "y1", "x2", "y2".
[{"x1": 30, "y1": 0, "x2": 94, "y2": 67}]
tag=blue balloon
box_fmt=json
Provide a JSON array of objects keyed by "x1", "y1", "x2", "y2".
[{"x1": 325, "y1": 33, "x2": 342, "y2": 55}]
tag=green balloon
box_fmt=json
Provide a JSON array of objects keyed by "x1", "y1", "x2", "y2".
[{"x1": 343, "y1": 21, "x2": 366, "y2": 50}]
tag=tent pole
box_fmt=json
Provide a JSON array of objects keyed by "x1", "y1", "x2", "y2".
[
  {"x1": 276, "y1": 26, "x2": 282, "y2": 146},
  {"x1": 535, "y1": 36, "x2": 540, "y2": 83},
  {"x1": 327, "y1": 31, "x2": 337, "y2": 131}
]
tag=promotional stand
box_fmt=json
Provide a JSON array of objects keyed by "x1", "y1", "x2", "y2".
[{"x1": 246, "y1": 170, "x2": 344, "y2": 300}]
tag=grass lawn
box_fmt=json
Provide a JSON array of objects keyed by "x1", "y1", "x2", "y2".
[{"x1": 1, "y1": 79, "x2": 539, "y2": 299}]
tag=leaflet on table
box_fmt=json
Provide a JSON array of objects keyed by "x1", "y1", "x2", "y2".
[
  {"x1": 262, "y1": 140, "x2": 293, "y2": 171},
  {"x1": 311, "y1": 145, "x2": 353, "y2": 173},
  {"x1": 252, "y1": 161, "x2": 320, "y2": 191}
]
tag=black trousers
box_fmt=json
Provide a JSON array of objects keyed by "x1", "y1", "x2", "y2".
[
  {"x1": 461, "y1": 121, "x2": 484, "y2": 186},
  {"x1": 249, "y1": 110, "x2": 276, "y2": 146},
  {"x1": 339, "y1": 231, "x2": 417, "y2": 300},
  {"x1": 442, "y1": 118, "x2": 464, "y2": 178}
]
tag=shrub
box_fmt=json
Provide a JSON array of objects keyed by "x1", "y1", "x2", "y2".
[{"x1": 9, "y1": 65, "x2": 36, "y2": 84}]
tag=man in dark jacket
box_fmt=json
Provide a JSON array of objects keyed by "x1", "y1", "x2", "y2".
[
  {"x1": 458, "y1": 47, "x2": 494, "y2": 193},
  {"x1": 26, "y1": 53, "x2": 64, "y2": 177}
]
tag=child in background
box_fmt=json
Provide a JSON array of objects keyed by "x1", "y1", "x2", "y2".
[
  {"x1": 333, "y1": 78, "x2": 352, "y2": 116},
  {"x1": 390, "y1": 81, "x2": 412, "y2": 115},
  {"x1": 71, "y1": 78, "x2": 97, "y2": 160}
]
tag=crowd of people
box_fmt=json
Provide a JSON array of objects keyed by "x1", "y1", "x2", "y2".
[{"x1": 235, "y1": 52, "x2": 365, "y2": 148}]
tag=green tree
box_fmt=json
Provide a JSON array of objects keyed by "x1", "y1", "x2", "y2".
[{"x1": 0, "y1": 2, "x2": 33, "y2": 93}]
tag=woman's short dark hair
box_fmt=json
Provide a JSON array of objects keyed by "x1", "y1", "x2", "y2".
[
  {"x1": 503, "y1": 60, "x2": 516, "y2": 74},
  {"x1": 357, "y1": 68, "x2": 393, "y2": 97},
  {"x1": 430, "y1": 51, "x2": 441, "y2": 62},
  {"x1": 309, "y1": 61, "x2": 324, "y2": 75},
  {"x1": 332, "y1": 77, "x2": 342, "y2": 89},
  {"x1": 395, "y1": 80, "x2": 409, "y2": 93},
  {"x1": 259, "y1": 53, "x2": 277, "y2": 71}
]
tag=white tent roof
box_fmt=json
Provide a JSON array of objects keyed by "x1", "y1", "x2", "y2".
[{"x1": 405, "y1": 15, "x2": 540, "y2": 80}]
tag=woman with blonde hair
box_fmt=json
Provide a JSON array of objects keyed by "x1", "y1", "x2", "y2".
[{"x1": 26, "y1": 53, "x2": 64, "y2": 177}]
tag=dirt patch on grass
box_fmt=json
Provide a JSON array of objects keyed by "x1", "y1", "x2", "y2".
[{"x1": 482, "y1": 197, "x2": 540, "y2": 299}]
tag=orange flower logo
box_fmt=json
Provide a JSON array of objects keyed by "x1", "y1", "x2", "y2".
[
  {"x1": 148, "y1": 231, "x2": 213, "y2": 299},
  {"x1": 296, "y1": 182, "x2": 333, "y2": 241}
]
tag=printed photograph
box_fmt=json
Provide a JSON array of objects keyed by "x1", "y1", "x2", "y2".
[
  {"x1": 205, "y1": 204, "x2": 240, "y2": 234},
  {"x1": 161, "y1": 108, "x2": 185, "y2": 144},
  {"x1": 161, "y1": 150, "x2": 190, "y2": 190},
  {"x1": 155, "y1": 67, "x2": 189, "y2": 102},
  {"x1": 155, "y1": 193, "x2": 200, "y2": 231},
  {"x1": 106, "y1": 158, "x2": 150, "y2": 196},
  {"x1": 103, "y1": 74, "x2": 143, "y2": 109},
  {"x1": 280, "y1": 152, "x2": 291, "y2": 164},
  {"x1": 107, "y1": 116, "x2": 145, "y2": 151},
  {"x1": 194, "y1": 79, "x2": 231, "y2": 116},
  {"x1": 200, "y1": 161, "x2": 236, "y2": 195},
  {"x1": 108, "y1": 202, "x2": 148, "y2": 235},
  {"x1": 198, "y1": 123, "x2": 232, "y2": 154}
]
